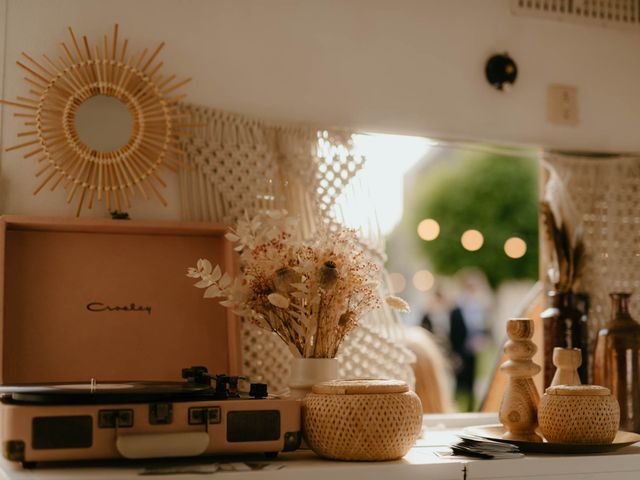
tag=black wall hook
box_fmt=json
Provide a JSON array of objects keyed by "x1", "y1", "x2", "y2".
[{"x1": 485, "y1": 53, "x2": 518, "y2": 91}]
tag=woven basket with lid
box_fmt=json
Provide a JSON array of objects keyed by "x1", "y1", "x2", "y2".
[
  {"x1": 538, "y1": 385, "x2": 620, "y2": 444},
  {"x1": 302, "y1": 379, "x2": 422, "y2": 461}
]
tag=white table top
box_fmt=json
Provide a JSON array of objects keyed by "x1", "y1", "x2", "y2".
[{"x1": 1, "y1": 413, "x2": 639, "y2": 480}]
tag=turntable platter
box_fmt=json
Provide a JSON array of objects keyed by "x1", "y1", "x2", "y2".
[
  {"x1": 0, "y1": 381, "x2": 215, "y2": 405},
  {"x1": 57, "y1": 383, "x2": 136, "y2": 390}
]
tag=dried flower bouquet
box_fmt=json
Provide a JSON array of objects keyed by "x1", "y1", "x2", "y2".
[{"x1": 188, "y1": 211, "x2": 408, "y2": 358}]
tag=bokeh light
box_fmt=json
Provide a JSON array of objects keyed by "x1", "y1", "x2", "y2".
[
  {"x1": 504, "y1": 237, "x2": 527, "y2": 259},
  {"x1": 412, "y1": 270, "x2": 435, "y2": 291},
  {"x1": 417, "y1": 218, "x2": 440, "y2": 241},
  {"x1": 388, "y1": 272, "x2": 407, "y2": 293},
  {"x1": 461, "y1": 229, "x2": 484, "y2": 251}
]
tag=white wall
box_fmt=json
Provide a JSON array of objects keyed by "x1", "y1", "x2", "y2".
[{"x1": 1, "y1": 0, "x2": 639, "y2": 218}]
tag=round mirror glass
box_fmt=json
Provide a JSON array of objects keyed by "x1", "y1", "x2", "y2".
[{"x1": 74, "y1": 94, "x2": 133, "y2": 152}]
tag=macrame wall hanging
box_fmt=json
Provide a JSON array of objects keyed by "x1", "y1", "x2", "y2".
[
  {"x1": 543, "y1": 152, "x2": 640, "y2": 350},
  {"x1": 178, "y1": 103, "x2": 415, "y2": 393}
]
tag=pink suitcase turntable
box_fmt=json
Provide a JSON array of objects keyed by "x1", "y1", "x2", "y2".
[{"x1": 0, "y1": 216, "x2": 301, "y2": 467}]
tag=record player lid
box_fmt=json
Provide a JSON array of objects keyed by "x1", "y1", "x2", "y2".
[{"x1": 0, "y1": 216, "x2": 241, "y2": 385}]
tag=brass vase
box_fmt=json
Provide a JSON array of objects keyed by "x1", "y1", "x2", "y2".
[{"x1": 593, "y1": 292, "x2": 640, "y2": 433}]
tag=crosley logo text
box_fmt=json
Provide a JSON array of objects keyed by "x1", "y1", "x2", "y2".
[{"x1": 87, "y1": 302, "x2": 152, "y2": 315}]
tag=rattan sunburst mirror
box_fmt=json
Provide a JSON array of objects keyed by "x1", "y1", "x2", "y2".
[{"x1": 0, "y1": 24, "x2": 193, "y2": 215}]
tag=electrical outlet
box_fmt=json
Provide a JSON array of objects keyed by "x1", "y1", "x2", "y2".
[{"x1": 547, "y1": 84, "x2": 579, "y2": 126}]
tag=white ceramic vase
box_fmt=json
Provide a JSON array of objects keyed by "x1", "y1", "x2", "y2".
[{"x1": 288, "y1": 358, "x2": 338, "y2": 399}]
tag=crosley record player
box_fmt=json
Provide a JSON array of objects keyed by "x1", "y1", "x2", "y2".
[{"x1": 0, "y1": 216, "x2": 301, "y2": 466}]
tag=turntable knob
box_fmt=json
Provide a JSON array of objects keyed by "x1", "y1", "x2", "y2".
[{"x1": 249, "y1": 383, "x2": 268, "y2": 398}]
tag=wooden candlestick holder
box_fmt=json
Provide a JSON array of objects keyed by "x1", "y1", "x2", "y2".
[
  {"x1": 499, "y1": 318, "x2": 543, "y2": 442},
  {"x1": 550, "y1": 347, "x2": 582, "y2": 387}
]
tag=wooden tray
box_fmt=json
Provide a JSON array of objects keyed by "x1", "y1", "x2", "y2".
[{"x1": 465, "y1": 424, "x2": 640, "y2": 454}]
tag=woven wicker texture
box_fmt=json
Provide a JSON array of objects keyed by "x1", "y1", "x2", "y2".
[
  {"x1": 177, "y1": 103, "x2": 415, "y2": 392},
  {"x1": 303, "y1": 380, "x2": 422, "y2": 461},
  {"x1": 312, "y1": 379, "x2": 408, "y2": 394},
  {"x1": 543, "y1": 153, "x2": 640, "y2": 365},
  {"x1": 538, "y1": 385, "x2": 620, "y2": 444}
]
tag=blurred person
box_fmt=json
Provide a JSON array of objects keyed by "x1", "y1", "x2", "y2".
[
  {"x1": 455, "y1": 269, "x2": 494, "y2": 410},
  {"x1": 421, "y1": 273, "x2": 493, "y2": 412},
  {"x1": 420, "y1": 289, "x2": 450, "y2": 344},
  {"x1": 448, "y1": 302, "x2": 475, "y2": 411},
  {"x1": 421, "y1": 288, "x2": 473, "y2": 410}
]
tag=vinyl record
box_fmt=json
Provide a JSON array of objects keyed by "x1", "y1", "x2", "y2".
[{"x1": 0, "y1": 381, "x2": 215, "y2": 405}]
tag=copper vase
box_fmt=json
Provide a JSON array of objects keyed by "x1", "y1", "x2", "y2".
[{"x1": 593, "y1": 292, "x2": 640, "y2": 433}]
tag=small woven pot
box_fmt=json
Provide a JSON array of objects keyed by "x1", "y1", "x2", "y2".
[
  {"x1": 538, "y1": 385, "x2": 620, "y2": 444},
  {"x1": 302, "y1": 379, "x2": 422, "y2": 461}
]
